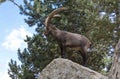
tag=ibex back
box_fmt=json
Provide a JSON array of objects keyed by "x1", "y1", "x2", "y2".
[{"x1": 44, "y1": 7, "x2": 92, "y2": 66}]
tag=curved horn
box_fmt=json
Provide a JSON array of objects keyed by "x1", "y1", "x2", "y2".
[{"x1": 45, "y1": 7, "x2": 67, "y2": 28}]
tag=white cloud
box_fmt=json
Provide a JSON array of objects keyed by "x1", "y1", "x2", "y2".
[
  {"x1": 0, "y1": 59, "x2": 11, "y2": 79},
  {"x1": 0, "y1": 72, "x2": 11, "y2": 79},
  {"x1": 0, "y1": 66, "x2": 10, "y2": 79},
  {"x1": 2, "y1": 26, "x2": 32, "y2": 51}
]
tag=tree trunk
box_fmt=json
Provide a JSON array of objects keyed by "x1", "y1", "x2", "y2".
[{"x1": 109, "y1": 39, "x2": 120, "y2": 79}]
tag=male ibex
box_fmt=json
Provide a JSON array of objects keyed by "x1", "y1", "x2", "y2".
[{"x1": 44, "y1": 7, "x2": 92, "y2": 65}]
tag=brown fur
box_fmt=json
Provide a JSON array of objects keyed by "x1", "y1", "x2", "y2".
[{"x1": 44, "y1": 7, "x2": 92, "y2": 65}]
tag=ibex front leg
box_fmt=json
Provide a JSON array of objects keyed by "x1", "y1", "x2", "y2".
[{"x1": 59, "y1": 43, "x2": 66, "y2": 58}]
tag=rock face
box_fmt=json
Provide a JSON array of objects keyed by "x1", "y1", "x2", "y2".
[
  {"x1": 109, "y1": 39, "x2": 120, "y2": 79},
  {"x1": 38, "y1": 58, "x2": 108, "y2": 79}
]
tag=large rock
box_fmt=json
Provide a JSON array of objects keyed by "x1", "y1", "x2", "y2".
[
  {"x1": 109, "y1": 39, "x2": 120, "y2": 79},
  {"x1": 38, "y1": 58, "x2": 108, "y2": 79}
]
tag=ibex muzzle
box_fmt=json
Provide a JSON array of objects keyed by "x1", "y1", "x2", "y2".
[{"x1": 44, "y1": 7, "x2": 92, "y2": 66}]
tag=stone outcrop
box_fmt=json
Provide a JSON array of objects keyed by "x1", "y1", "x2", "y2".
[
  {"x1": 38, "y1": 58, "x2": 108, "y2": 79},
  {"x1": 109, "y1": 39, "x2": 120, "y2": 79}
]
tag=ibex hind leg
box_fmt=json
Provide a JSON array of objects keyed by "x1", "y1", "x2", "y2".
[{"x1": 79, "y1": 50, "x2": 87, "y2": 66}]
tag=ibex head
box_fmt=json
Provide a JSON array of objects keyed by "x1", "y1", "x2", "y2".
[
  {"x1": 44, "y1": 24, "x2": 57, "y2": 36},
  {"x1": 44, "y1": 7, "x2": 67, "y2": 35}
]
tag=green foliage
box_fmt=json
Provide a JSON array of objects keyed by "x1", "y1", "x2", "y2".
[
  {"x1": 0, "y1": 0, "x2": 6, "y2": 3},
  {"x1": 8, "y1": 59, "x2": 21, "y2": 79},
  {"x1": 8, "y1": 0, "x2": 120, "y2": 79}
]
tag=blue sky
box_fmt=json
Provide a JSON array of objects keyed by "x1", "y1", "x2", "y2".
[{"x1": 0, "y1": 1, "x2": 35, "y2": 79}]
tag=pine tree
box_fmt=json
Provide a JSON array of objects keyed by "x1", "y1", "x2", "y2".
[{"x1": 8, "y1": 0, "x2": 119, "y2": 79}]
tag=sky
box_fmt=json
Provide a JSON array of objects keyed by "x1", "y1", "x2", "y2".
[{"x1": 0, "y1": 1, "x2": 35, "y2": 79}]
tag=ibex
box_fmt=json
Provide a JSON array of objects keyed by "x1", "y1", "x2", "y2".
[{"x1": 44, "y1": 7, "x2": 92, "y2": 65}]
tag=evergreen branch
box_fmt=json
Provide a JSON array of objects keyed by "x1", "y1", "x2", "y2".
[{"x1": 8, "y1": 0, "x2": 20, "y2": 8}]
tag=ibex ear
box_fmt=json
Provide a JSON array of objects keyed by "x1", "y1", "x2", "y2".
[{"x1": 51, "y1": 25, "x2": 57, "y2": 30}]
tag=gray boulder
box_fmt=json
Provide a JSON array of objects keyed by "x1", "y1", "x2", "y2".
[{"x1": 38, "y1": 58, "x2": 108, "y2": 79}]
